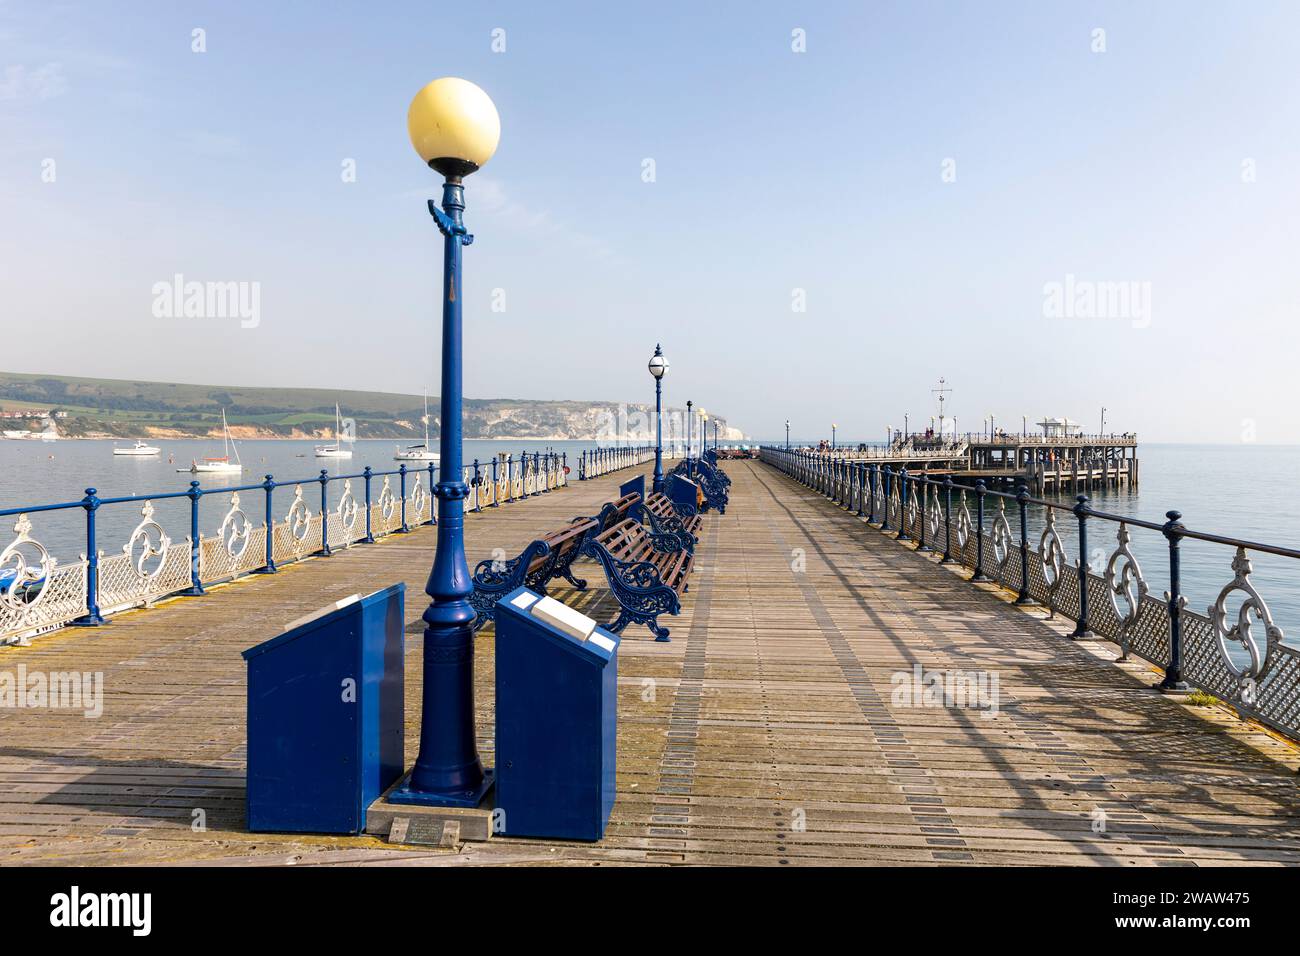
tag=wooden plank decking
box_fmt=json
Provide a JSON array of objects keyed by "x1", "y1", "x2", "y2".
[{"x1": 2, "y1": 459, "x2": 1299, "y2": 866}]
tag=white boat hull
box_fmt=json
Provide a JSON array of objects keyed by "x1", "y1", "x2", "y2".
[{"x1": 192, "y1": 463, "x2": 242, "y2": 473}]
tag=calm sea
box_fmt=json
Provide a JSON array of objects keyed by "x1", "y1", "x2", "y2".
[
  {"x1": 0, "y1": 437, "x2": 626, "y2": 567},
  {"x1": 773, "y1": 441, "x2": 1300, "y2": 647},
  {"x1": 3, "y1": 439, "x2": 1297, "y2": 649}
]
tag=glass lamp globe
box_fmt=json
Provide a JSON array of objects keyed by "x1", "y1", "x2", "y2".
[
  {"x1": 649, "y1": 348, "x2": 668, "y2": 379},
  {"x1": 408, "y1": 77, "x2": 501, "y2": 178}
]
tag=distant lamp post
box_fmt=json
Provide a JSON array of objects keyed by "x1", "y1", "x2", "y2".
[
  {"x1": 686, "y1": 400, "x2": 693, "y2": 474},
  {"x1": 785, "y1": 419, "x2": 790, "y2": 451},
  {"x1": 391, "y1": 76, "x2": 500, "y2": 809},
  {"x1": 832, "y1": 423, "x2": 837, "y2": 451},
  {"x1": 1100, "y1": 406, "x2": 1107, "y2": 437},
  {"x1": 649, "y1": 345, "x2": 668, "y2": 493},
  {"x1": 701, "y1": 412, "x2": 708, "y2": 459}
]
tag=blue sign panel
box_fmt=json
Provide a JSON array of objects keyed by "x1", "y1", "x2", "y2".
[
  {"x1": 494, "y1": 587, "x2": 619, "y2": 841},
  {"x1": 242, "y1": 583, "x2": 406, "y2": 834}
]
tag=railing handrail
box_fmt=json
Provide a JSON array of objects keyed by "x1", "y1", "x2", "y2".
[{"x1": 0, "y1": 446, "x2": 590, "y2": 647}]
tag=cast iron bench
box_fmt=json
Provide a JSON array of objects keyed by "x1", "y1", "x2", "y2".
[
  {"x1": 582, "y1": 517, "x2": 695, "y2": 642},
  {"x1": 468, "y1": 517, "x2": 599, "y2": 630},
  {"x1": 645, "y1": 491, "x2": 702, "y2": 554},
  {"x1": 468, "y1": 491, "x2": 643, "y2": 629}
]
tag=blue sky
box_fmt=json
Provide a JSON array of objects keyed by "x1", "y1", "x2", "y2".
[{"x1": 3, "y1": 1, "x2": 1299, "y2": 442}]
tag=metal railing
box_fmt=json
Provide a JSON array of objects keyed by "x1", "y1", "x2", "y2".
[
  {"x1": 577, "y1": 445, "x2": 657, "y2": 480},
  {"x1": 0, "y1": 451, "x2": 570, "y2": 647},
  {"x1": 760, "y1": 445, "x2": 1300, "y2": 744}
]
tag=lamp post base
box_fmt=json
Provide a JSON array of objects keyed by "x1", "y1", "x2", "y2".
[{"x1": 387, "y1": 768, "x2": 495, "y2": 809}]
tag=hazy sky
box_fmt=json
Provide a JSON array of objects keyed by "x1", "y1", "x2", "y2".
[{"x1": 3, "y1": 1, "x2": 1299, "y2": 443}]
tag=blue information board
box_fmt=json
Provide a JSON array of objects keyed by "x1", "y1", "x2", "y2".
[
  {"x1": 494, "y1": 587, "x2": 619, "y2": 841},
  {"x1": 242, "y1": 583, "x2": 406, "y2": 834},
  {"x1": 619, "y1": 473, "x2": 646, "y2": 522},
  {"x1": 666, "y1": 472, "x2": 699, "y2": 512}
]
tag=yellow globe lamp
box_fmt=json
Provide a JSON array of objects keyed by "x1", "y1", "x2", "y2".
[{"x1": 407, "y1": 77, "x2": 501, "y2": 178}]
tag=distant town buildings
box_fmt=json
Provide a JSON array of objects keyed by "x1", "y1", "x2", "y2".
[{"x1": 0, "y1": 409, "x2": 68, "y2": 420}]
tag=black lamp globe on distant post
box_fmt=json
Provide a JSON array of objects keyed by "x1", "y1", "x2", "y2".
[{"x1": 390, "y1": 76, "x2": 500, "y2": 809}]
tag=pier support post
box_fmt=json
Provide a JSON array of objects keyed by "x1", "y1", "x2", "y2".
[
  {"x1": 971, "y1": 480, "x2": 990, "y2": 581},
  {"x1": 74, "y1": 488, "x2": 107, "y2": 624},
  {"x1": 362, "y1": 467, "x2": 375, "y2": 543},
  {"x1": 868, "y1": 463, "x2": 878, "y2": 523},
  {"x1": 398, "y1": 463, "x2": 409, "y2": 533},
  {"x1": 183, "y1": 481, "x2": 205, "y2": 596},
  {"x1": 260, "y1": 475, "x2": 278, "y2": 571},
  {"x1": 1156, "y1": 510, "x2": 1191, "y2": 692},
  {"x1": 856, "y1": 463, "x2": 866, "y2": 517},
  {"x1": 897, "y1": 468, "x2": 911, "y2": 542},
  {"x1": 1015, "y1": 480, "x2": 1032, "y2": 604},
  {"x1": 916, "y1": 479, "x2": 932, "y2": 552},
  {"x1": 941, "y1": 477, "x2": 953, "y2": 563},
  {"x1": 319, "y1": 470, "x2": 332, "y2": 556},
  {"x1": 1069, "y1": 494, "x2": 1095, "y2": 639},
  {"x1": 881, "y1": 467, "x2": 893, "y2": 532}
]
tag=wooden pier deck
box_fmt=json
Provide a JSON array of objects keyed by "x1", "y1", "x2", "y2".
[{"x1": 3, "y1": 460, "x2": 1300, "y2": 866}]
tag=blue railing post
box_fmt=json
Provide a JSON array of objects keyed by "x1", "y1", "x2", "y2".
[
  {"x1": 319, "y1": 469, "x2": 332, "y2": 556},
  {"x1": 399, "y1": 463, "x2": 409, "y2": 533},
  {"x1": 562, "y1": 453, "x2": 568, "y2": 485},
  {"x1": 532, "y1": 452, "x2": 541, "y2": 495},
  {"x1": 490, "y1": 457, "x2": 499, "y2": 506},
  {"x1": 856, "y1": 463, "x2": 866, "y2": 517},
  {"x1": 472, "y1": 459, "x2": 482, "y2": 512},
  {"x1": 75, "y1": 487, "x2": 106, "y2": 624},
  {"x1": 941, "y1": 477, "x2": 953, "y2": 563},
  {"x1": 916, "y1": 478, "x2": 931, "y2": 552},
  {"x1": 1070, "y1": 494, "x2": 1094, "y2": 638},
  {"x1": 1158, "y1": 510, "x2": 1190, "y2": 691},
  {"x1": 881, "y1": 467, "x2": 893, "y2": 532},
  {"x1": 868, "y1": 463, "x2": 878, "y2": 524},
  {"x1": 897, "y1": 468, "x2": 911, "y2": 541},
  {"x1": 185, "y1": 480, "x2": 205, "y2": 594},
  {"x1": 261, "y1": 474, "x2": 278, "y2": 572},
  {"x1": 362, "y1": 466, "x2": 375, "y2": 543},
  {"x1": 1015, "y1": 480, "x2": 1032, "y2": 604},
  {"x1": 972, "y1": 480, "x2": 990, "y2": 581}
]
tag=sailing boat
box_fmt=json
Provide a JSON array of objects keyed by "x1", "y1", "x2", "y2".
[
  {"x1": 394, "y1": 394, "x2": 439, "y2": 463},
  {"x1": 189, "y1": 409, "x2": 243, "y2": 473},
  {"x1": 315, "y1": 403, "x2": 354, "y2": 459}
]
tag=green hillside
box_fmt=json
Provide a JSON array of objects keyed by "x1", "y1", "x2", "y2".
[{"x1": 0, "y1": 371, "x2": 737, "y2": 440}]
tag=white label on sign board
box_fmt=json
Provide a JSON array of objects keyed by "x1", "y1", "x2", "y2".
[
  {"x1": 589, "y1": 633, "x2": 616, "y2": 653},
  {"x1": 284, "y1": 593, "x2": 361, "y2": 632},
  {"x1": 530, "y1": 595, "x2": 597, "y2": 641},
  {"x1": 510, "y1": 591, "x2": 539, "y2": 610}
]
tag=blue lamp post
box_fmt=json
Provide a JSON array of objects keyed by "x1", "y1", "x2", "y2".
[
  {"x1": 649, "y1": 345, "x2": 667, "y2": 493},
  {"x1": 390, "y1": 77, "x2": 501, "y2": 809},
  {"x1": 785, "y1": 419, "x2": 790, "y2": 451},
  {"x1": 686, "y1": 400, "x2": 693, "y2": 474}
]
